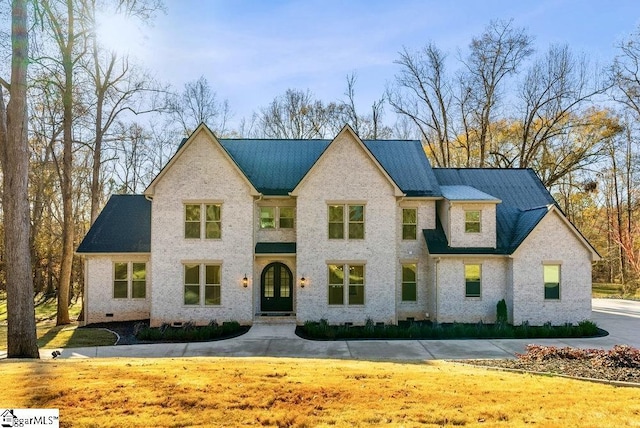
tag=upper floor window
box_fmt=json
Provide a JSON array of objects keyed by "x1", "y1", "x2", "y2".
[
  {"x1": 544, "y1": 264, "x2": 560, "y2": 300},
  {"x1": 185, "y1": 203, "x2": 221, "y2": 239},
  {"x1": 260, "y1": 206, "x2": 295, "y2": 229},
  {"x1": 465, "y1": 210, "x2": 481, "y2": 233},
  {"x1": 113, "y1": 262, "x2": 146, "y2": 299},
  {"x1": 328, "y1": 204, "x2": 365, "y2": 239},
  {"x1": 402, "y1": 208, "x2": 417, "y2": 240},
  {"x1": 464, "y1": 264, "x2": 481, "y2": 298}
]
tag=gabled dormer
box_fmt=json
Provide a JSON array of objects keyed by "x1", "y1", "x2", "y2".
[{"x1": 437, "y1": 185, "x2": 501, "y2": 248}]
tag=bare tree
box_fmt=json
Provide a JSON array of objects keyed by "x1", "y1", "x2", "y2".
[
  {"x1": 258, "y1": 88, "x2": 343, "y2": 139},
  {"x1": 515, "y1": 45, "x2": 610, "y2": 170},
  {"x1": 461, "y1": 19, "x2": 534, "y2": 166},
  {"x1": 342, "y1": 73, "x2": 391, "y2": 139},
  {"x1": 612, "y1": 26, "x2": 640, "y2": 119},
  {"x1": 0, "y1": 0, "x2": 39, "y2": 357},
  {"x1": 170, "y1": 76, "x2": 230, "y2": 136},
  {"x1": 388, "y1": 44, "x2": 453, "y2": 166}
]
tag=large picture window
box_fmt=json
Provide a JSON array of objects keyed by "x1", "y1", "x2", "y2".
[
  {"x1": 544, "y1": 264, "x2": 560, "y2": 300},
  {"x1": 465, "y1": 264, "x2": 481, "y2": 298},
  {"x1": 185, "y1": 203, "x2": 221, "y2": 239}
]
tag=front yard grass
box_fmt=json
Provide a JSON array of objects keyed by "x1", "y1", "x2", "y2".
[
  {"x1": 1, "y1": 357, "x2": 638, "y2": 427},
  {"x1": 0, "y1": 293, "x2": 117, "y2": 350}
]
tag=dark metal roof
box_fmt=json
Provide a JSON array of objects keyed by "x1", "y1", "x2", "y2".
[
  {"x1": 221, "y1": 139, "x2": 329, "y2": 196},
  {"x1": 216, "y1": 139, "x2": 441, "y2": 197},
  {"x1": 76, "y1": 195, "x2": 151, "y2": 253},
  {"x1": 440, "y1": 185, "x2": 500, "y2": 202},
  {"x1": 255, "y1": 242, "x2": 297, "y2": 254},
  {"x1": 426, "y1": 169, "x2": 556, "y2": 255},
  {"x1": 363, "y1": 140, "x2": 441, "y2": 197}
]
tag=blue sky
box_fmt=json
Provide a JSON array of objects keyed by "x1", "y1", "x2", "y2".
[{"x1": 100, "y1": 0, "x2": 640, "y2": 127}]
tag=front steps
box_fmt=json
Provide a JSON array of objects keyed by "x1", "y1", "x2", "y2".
[{"x1": 253, "y1": 313, "x2": 297, "y2": 325}]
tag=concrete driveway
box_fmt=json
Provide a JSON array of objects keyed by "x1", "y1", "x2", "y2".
[{"x1": 3, "y1": 299, "x2": 639, "y2": 361}]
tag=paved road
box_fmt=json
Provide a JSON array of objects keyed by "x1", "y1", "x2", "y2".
[{"x1": 2, "y1": 299, "x2": 638, "y2": 361}]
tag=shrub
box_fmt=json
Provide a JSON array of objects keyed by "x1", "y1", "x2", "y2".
[
  {"x1": 135, "y1": 321, "x2": 245, "y2": 342},
  {"x1": 496, "y1": 299, "x2": 508, "y2": 325}
]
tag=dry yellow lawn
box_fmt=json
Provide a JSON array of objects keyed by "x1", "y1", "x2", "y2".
[{"x1": 1, "y1": 357, "x2": 639, "y2": 427}]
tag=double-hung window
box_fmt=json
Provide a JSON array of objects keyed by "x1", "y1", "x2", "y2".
[
  {"x1": 328, "y1": 263, "x2": 365, "y2": 305},
  {"x1": 184, "y1": 264, "x2": 222, "y2": 306},
  {"x1": 464, "y1": 264, "x2": 481, "y2": 298},
  {"x1": 544, "y1": 264, "x2": 560, "y2": 300},
  {"x1": 185, "y1": 203, "x2": 221, "y2": 239},
  {"x1": 113, "y1": 262, "x2": 146, "y2": 299},
  {"x1": 465, "y1": 210, "x2": 481, "y2": 233},
  {"x1": 328, "y1": 204, "x2": 365, "y2": 239},
  {"x1": 402, "y1": 208, "x2": 417, "y2": 240}
]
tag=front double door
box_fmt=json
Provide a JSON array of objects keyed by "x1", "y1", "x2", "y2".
[{"x1": 261, "y1": 262, "x2": 293, "y2": 312}]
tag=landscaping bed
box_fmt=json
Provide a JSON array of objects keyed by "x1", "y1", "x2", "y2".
[
  {"x1": 297, "y1": 319, "x2": 605, "y2": 340},
  {"x1": 463, "y1": 344, "x2": 640, "y2": 384},
  {"x1": 83, "y1": 320, "x2": 249, "y2": 345}
]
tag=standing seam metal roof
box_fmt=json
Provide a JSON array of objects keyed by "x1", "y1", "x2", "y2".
[
  {"x1": 425, "y1": 169, "x2": 556, "y2": 255},
  {"x1": 219, "y1": 139, "x2": 441, "y2": 197}
]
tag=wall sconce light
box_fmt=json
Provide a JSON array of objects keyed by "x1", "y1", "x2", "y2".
[
  {"x1": 242, "y1": 274, "x2": 248, "y2": 288},
  {"x1": 300, "y1": 276, "x2": 306, "y2": 288}
]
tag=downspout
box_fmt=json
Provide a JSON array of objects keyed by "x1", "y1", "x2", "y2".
[
  {"x1": 252, "y1": 194, "x2": 263, "y2": 321},
  {"x1": 434, "y1": 257, "x2": 440, "y2": 322}
]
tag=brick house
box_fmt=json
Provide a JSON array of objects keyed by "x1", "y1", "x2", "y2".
[{"x1": 77, "y1": 124, "x2": 599, "y2": 327}]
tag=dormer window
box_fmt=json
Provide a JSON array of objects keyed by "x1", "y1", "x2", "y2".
[{"x1": 465, "y1": 210, "x2": 481, "y2": 233}]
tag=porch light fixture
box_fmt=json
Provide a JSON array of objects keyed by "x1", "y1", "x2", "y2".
[
  {"x1": 300, "y1": 276, "x2": 306, "y2": 288},
  {"x1": 242, "y1": 274, "x2": 248, "y2": 288}
]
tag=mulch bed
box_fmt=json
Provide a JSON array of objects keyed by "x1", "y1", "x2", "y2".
[{"x1": 463, "y1": 358, "x2": 640, "y2": 384}]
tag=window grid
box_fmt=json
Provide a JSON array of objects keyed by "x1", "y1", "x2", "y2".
[
  {"x1": 328, "y1": 204, "x2": 365, "y2": 239},
  {"x1": 185, "y1": 203, "x2": 221, "y2": 240},
  {"x1": 328, "y1": 264, "x2": 364, "y2": 305},
  {"x1": 113, "y1": 262, "x2": 146, "y2": 299},
  {"x1": 465, "y1": 210, "x2": 481, "y2": 233},
  {"x1": 328, "y1": 205, "x2": 344, "y2": 239},
  {"x1": 402, "y1": 208, "x2": 417, "y2": 240}
]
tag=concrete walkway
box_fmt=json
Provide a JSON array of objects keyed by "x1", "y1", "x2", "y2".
[{"x1": 4, "y1": 299, "x2": 639, "y2": 361}]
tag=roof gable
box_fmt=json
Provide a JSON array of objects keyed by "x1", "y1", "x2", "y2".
[
  {"x1": 77, "y1": 195, "x2": 151, "y2": 253},
  {"x1": 290, "y1": 125, "x2": 405, "y2": 197},
  {"x1": 145, "y1": 123, "x2": 259, "y2": 196}
]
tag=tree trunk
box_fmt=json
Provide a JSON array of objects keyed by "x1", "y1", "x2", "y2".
[
  {"x1": 56, "y1": 0, "x2": 75, "y2": 326},
  {"x1": 0, "y1": 0, "x2": 39, "y2": 358}
]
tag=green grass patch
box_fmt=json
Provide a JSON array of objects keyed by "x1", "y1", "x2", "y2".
[
  {"x1": 1, "y1": 293, "x2": 115, "y2": 349},
  {"x1": 135, "y1": 321, "x2": 248, "y2": 342},
  {"x1": 593, "y1": 282, "x2": 640, "y2": 299},
  {"x1": 0, "y1": 322, "x2": 117, "y2": 350},
  {"x1": 299, "y1": 318, "x2": 601, "y2": 340}
]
